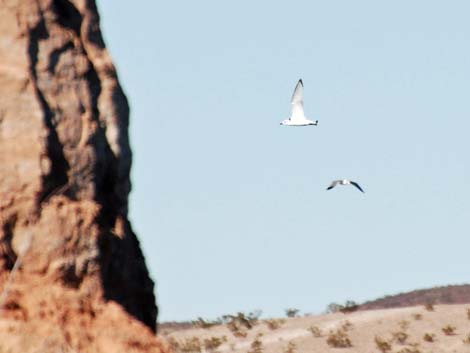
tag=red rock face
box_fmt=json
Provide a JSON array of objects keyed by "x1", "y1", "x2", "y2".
[{"x1": 0, "y1": 0, "x2": 162, "y2": 351}]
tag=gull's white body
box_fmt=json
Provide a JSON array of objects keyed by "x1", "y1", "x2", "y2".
[
  {"x1": 327, "y1": 179, "x2": 365, "y2": 193},
  {"x1": 280, "y1": 79, "x2": 318, "y2": 126}
]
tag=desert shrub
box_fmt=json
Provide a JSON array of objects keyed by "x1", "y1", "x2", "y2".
[
  {"x1": 423, "y1": 333, "x2": 435, "y2": 342},
  {"x1": 229, "y1": 328, "x2": 247, "y2": 338},
  {"x1": 392, "y1": 331, "x2": 408, "y2": 345},
  {"x1": 339, "y1": 300, "x2": 359, "y2": 314},
  {"x1": 203, "y1": 337, "x2": 227, "y2": 351},
  {"x1": 326, "y1": 303, "x2": 343, "y2": 313},
  {"x1": 223, "y1": 311, "x2": 260, "y2": 337},
  {"x1": 398, "y1": 320, "x2": 410, "y2": 331},
  {"x1": 466, "y1": 308, "x2": 470, "y2": 320},
  {"x1": 341, "y1": 320, "x2": 354, "y2": 331},
  {"x1": 167, "y1": 337, "x2": 180, "y2": 352},
  {"x1": 247, "y1": 334, "x2": 263, "y2": 353},
  {"x1": 225, "y1": 319, "x2": 245, "y2": 338},
  {"x1": 283, "y1": 341, "x2": 296, "y2": 353},
  {"x1": 192, "y1": 317, "x2": 222, "y2": 329},
  {"x1": 222, "y1": 311, "x2": 261, "y2": 329},
  {"x1": 326, "y1": 328, "x2": 352, "y2": 348},
  {"x1": 180, "y1": 337, "x2": 202, "y2": 353},
  {"x1": 441, "y1": 325, "x2": 456, "y2": 336},
  {"x1": 326, "y1": 300, "x2": 358, "y2": 314},
  {"x1": 285, "y1": 308, "x2": 300, "y2": 318},
  {"x1": 395, "y1": 347, "x2": 421, "y2": 353},
  {"x1": 307, "y1": 325, "x2": 322, "y2": 337},
  {"x1": 265, "y1": 319, "x2": 285, "y2": 330},
  {"x1": 412, "y1": 313, "x2": 422, "y2": 320},
  {"x1": 374, "y1": 336, "x2": 392, "y2": 353},
  {"x1": 463, "y1": 334, "x2": 470, "y2": 345},
  {"x1": 424, "y1": 303, "x2": 434, "y2": 312}
]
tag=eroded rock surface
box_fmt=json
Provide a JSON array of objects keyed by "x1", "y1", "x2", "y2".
[{"x1": 0, "y1": 0, "x2": 161, "y2": 351}]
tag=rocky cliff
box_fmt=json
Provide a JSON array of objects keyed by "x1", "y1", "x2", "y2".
[{"x1": 0, "y1": 0, "x2": 162, "y2": 351}]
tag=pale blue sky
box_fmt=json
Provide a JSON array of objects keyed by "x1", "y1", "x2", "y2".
[{"x1": 97, "y1": 1, "x2": 470, "y2": 322}]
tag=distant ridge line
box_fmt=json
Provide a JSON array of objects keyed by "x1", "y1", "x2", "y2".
[{"x1": 359, "y1": 284, "x2": 470, "y2": 310}]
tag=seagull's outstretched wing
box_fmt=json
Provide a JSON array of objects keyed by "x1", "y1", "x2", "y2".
[
  {"x1": 290, "y1": 79, "x2": 306, "y2": 121},
  {"x1": 327, "y1": 180, "x2": 341, "y2": 190},
  {"x1": 350, "y1": 181, "x2": 365, "y2": 193}
]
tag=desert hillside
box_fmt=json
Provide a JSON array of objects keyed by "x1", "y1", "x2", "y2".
[
  {"x1": 360, "y1": 284, "x2": 470, "y2": 310},
  {"x1": 162, "y1": 304, "x2": 470, "y2": 353}
]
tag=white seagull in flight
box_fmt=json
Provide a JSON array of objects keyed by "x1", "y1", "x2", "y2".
[
  {"x1": 280, "y1": 79, "x2": 318, "y2": 126},
  {"x1": 327, "y1": 179, "x2": 365, "y2": 193}
]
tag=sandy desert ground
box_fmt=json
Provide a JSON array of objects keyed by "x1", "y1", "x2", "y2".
[{"x1": 162, "y1": 304, "x2": 470, "y2": 353}]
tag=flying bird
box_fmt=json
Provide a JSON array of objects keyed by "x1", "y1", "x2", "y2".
[
  {"x1": 280, "y1": 79, "x2": 318, "y2": 126},
  {"x1": 327, "y1": 179, "x2": 365, "y2": 193}
]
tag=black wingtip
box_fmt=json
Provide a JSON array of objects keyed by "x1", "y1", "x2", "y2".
[
  {"x1": 299, "y1": 79, "x2": 303, "y2": 85},
  {"x1": 351, "y1": 181, "x2": 365, "y2": 193},
  {"x1": 326, "y1": 186, "x2": 332, "y2": 190}
]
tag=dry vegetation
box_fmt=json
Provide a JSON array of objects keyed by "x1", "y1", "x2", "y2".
[
  {"x1": 395, "y1": 346, "x2": 421, "y2": 353},
  {"x1": 203, "y1": 336, "x2": 227, "y2": 351},
  {"x1": 398, "y1": 320, "x2": 410, "y2": 331},
  {"x1": 192, "y1": 318, "x2": 222, "y2": 329},
  {"x1": 375, "y1": 336, "x2": 392, "y2": 353},
  {"x1": 392, "y1": 330, "x2": 408, "y2": 345},
  {"x1": 283, "y1": 341, "x2": 296, "y2": 353},
  {"x1": 162, "y1": 304, "x2": 470, "y2": 353},
  {"x1": 340, "y1": 320, "x2": 354, "y2": 331},
  {"x1": 326, "y1": 324, "x2": 352, "y2": 348},
  {"x1": 247, "y1": 334, "x2": 263, "y2": 353},
  {"x1": 264, "y1": 319, "x2": 284, "y2": 330},
  {"x1": 285, "y1": 309, "x2": 299, "y2": 318},
  {"x1": 422, "y1": 333, "x2": 435, "y2": 342},
  {"x1": 463, "y1": 334, "x2": 470, "y2": 345},
  {"x1": 424, "y1": 303, "x2": 434, "y2": 312},
  {"x1": 441, "y1": 324, "x2": 456, "y2": 335},
  {"x1": 179, "y1": 337, "x2": 202, "y2": 353},
  {"x1": 307, "y1": 325, "x2": 322, "y2": 337},
  {"x1": 223, "y1": 311, "x2": 261, "y2": 338},
  {"x1": 326, "y1": 300, "x2": 359, "y2": 314}
]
